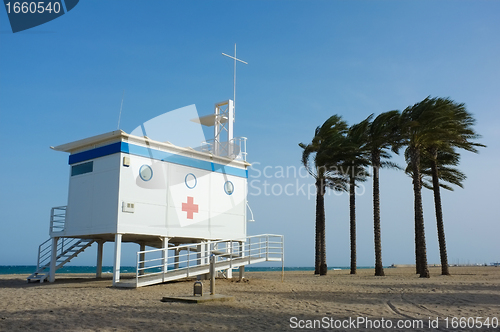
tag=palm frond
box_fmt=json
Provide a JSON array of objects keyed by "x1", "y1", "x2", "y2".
[{"x1": 380, "y1": 161, "x2": 402, "y2": 170}]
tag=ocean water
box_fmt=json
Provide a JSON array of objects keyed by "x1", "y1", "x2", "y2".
[
  {"x1": 0, "y1": 265, "x2": 376, "y2": 275},
  {"x1": 0, "y1": 266, "x2": 137, "y2": 275}
]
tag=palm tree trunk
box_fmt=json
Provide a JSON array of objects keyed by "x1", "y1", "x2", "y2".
[
  {"x1": 412, "y1": 159, "x2": 422, "y2": 275},
  {"x1": 315, "y1": 179, "x2": 321, "y2": 274},
  {"x1": 414, "y1": 208, "x2": 421, "y2": 274},
  {"x1": 429, "y1": 150, "x2": 450, "y2": 276},
  {"x1": 316, "y1": 178, "x2": 327, "y2": 275},
  {"x1": 349, "y1": 174, "x2": 356, "y2": 275},
  {"x1": 372, "y1": 152, "x2": 385, "y2": 276},
  {"x1": 410, "y1": 146, "x2": 430, "y2": 278},
  {"x1": 315, "y1": 208, "x2": 320, "y2": 275}
]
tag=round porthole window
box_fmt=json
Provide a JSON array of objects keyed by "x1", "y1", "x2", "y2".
[
  {"x1": 185, "y1": 173, "x2": 197, "y2": 189},
  {"x1": 224, "y1": 181, "x2": 234, "y2": 195},
  {"x1": 139, "y1": 165, "x2": 153, "y2": 181}
]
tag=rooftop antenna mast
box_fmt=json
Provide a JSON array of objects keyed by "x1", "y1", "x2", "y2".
[
  {"x1": 222, "y1": 44, "x2": 247, "y2": 120},
  {"x1": 117, "y1": 90, "x2": 125, "y2": 130}
]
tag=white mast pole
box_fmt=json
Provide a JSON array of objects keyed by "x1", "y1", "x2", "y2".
[
  {"x1": 117, "y1": 90, "x2": 125, "y2": 130},
  {"x1": 222, "y1": 44, "x2": 247, "y2": 120},
  {"x1": 233, "y1": 43, "x2": 236, "y2": 114}
]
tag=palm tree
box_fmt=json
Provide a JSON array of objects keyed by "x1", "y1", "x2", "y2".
[
  {"x1": 401, "y1": 97, "x2": 484, "y2": 278},
  {"x1": 343, "y1": 121, "x2": 371, "y2": 275},
  {"x1": 401, "y1": 97, "x2": 449, "y2": 278},
  {"x1": 421, "y1": 99, "x2": 485, "y2": 275},
  {"x1": 299, "y1": 115, "x2": 349, "y2": 275},
  {"x1": 407, "y1": 148, "x2": 465, "y2": 275},
  {"x1": 363, "y1": 111, "x2": 402, "y2": 277},
  {"x1": 299, "y1": 132, "x2": 325, "y2": 275}
]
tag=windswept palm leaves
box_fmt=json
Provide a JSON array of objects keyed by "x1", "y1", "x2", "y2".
[
  {"x1": 408, "y1": 98, "x2": 485, "y2": 276},
  {"x1": 400, "y1": 97, "x2": 453, "y2": 278},
  {"x1": 299, "y1": 115, "x2": 349, "y2": 275},
  {"x1": 300, "y1": 96, "x2": 483, "y2": 278},
  {"x1": 420, "y1": 149, "x2": 466, "y2": 192}
]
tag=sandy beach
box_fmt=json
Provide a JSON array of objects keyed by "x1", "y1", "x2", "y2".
[{"x1": 0, "y1": 266, "x2": 499, "y2": 331}]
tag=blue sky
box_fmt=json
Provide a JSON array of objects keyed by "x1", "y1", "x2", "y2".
[{"x1": 1, "y1": 1, "x2": 499, "y2": 269}]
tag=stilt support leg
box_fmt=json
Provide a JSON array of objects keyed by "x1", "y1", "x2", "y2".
[
  {"x1": 197, "y1": 241, "x2": 209, "y2": 280},
  {"x1": 162, "y1": 238, "x2": 169, "y2": 282},
  {"x1": 113, "y1": 234, "x2": 122, "y2": 286},
  {"x1": 48, "y1": 237, "x2": 59, "y2": 283},
  {"x1": 96, "y1": 240, "x2": 104, "y2": 279},
  {"x1": 139, "y1": 243, "x2": 146, "y2": 276},
  {"x1": 174, "y1": 248, "x2": 180, "y2": 270},
  {"x1": 226, "y1": 241, "x2": 233, "y2": 279}
]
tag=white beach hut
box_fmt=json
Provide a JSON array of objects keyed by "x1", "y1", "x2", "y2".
[{"x1": 28, "y1": 100, "x2": 284, "y2": 287}]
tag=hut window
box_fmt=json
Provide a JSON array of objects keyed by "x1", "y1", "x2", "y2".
[
  {"x1": 224, "y1": 181, "x2": 234, "y2": 195},
  {"x1": 71, "y1": 161, "x2": 94, "y2": 176}
]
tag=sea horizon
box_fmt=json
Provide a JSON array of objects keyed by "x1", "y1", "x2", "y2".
[
  {"x1": 4, "y1": 263, "x2": 495, "y2": 275},
  {"x1": 0, "y1": 265, "x2": 380, "y2": 275}
]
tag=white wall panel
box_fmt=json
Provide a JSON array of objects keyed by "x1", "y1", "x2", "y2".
[
  {"x1": 65, "y1": 154, "x2": 120, "y2": 236},
  {"x1": 166, "y1": 164, "x2": 210, "y2": 238},
  {"x1": 117, "y1": 153, "x2": 167, "y2": 235}
]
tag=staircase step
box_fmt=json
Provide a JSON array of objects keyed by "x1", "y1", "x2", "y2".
[{"x1": 27, "y1": 274, "x2": 48, "y2": 283}]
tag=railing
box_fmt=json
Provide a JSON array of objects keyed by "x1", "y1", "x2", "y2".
[
  {"x1": 200, "y1": 137, "x2": 247, "y2": 161},
  {"x1": 135, "y1": 234, "x2": 283, "y2": 286},
  {"x1": 36, "y1": 237, "x2": 81, "y2": 272},
  {"x1": 232, "y1": 137, "x2": 247, "y2": 161},
  {"x1": 50, "y1": 206, "x2": 67, "y2": 234},
  {"x1": 37, "y1": 238, "x2": 52, "y2": 272}
]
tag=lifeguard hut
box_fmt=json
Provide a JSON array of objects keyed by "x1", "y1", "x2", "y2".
[{"x1": 27, "y1": 100, "x2": 284, "y2": 287}]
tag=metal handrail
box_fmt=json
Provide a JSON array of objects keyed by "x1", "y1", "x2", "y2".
[
  {"x1": 50, "y1": 206, "x2": 67, "y2": 234},
  {"x1": 36, "y1": 237, "x2": 87, "y2": 271},
  {"x1": 135, "y1": 234, "x2": 284, "y2": 285},
  {"x1": 199, "y1": 137, "x2": 247, "y2": 161},
  {"x1": 37, "y1": 239, "x2": 51, "y2": 270}
]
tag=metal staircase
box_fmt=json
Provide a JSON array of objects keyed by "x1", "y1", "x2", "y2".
[{"x1": 27, "y1": 238, "x2": 95, "y2": 283}]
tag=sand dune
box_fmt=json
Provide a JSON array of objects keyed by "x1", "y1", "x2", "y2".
[{"x1": 0, "y1": 266, "x2": 499, "y2": 331}]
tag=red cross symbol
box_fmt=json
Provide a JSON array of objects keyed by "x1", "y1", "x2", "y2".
[{"x1": 182, "y1": 196, "x2": 198, "y2": 219}]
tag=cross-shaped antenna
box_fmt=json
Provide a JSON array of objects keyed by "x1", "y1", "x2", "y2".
[{"x1": 222, "y1": 44, "x2": 247, "y2": 120}]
